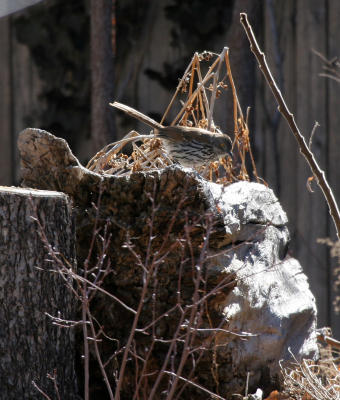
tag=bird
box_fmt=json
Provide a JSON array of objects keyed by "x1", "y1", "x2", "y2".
[{"x1": 110, "y1": 101, "x2": 233, "y2": 167}]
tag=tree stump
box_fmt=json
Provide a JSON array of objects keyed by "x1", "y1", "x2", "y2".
[
  {"x1": 0, "y1": 186, "x2": 78, "y2": 399},
  {"x1": 17, "y1": 128, "x2": 319, "y2": 399}
]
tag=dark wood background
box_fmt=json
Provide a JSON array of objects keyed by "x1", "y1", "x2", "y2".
[{"x1": 0, "y1": 0, "x2": 339, "y2": 334}]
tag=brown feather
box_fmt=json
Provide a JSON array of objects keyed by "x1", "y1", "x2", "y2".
[{"x1": 110, "y1": 102, "x2": 163, "y2": 131}]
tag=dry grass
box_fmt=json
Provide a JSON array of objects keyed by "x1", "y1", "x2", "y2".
[
  {"x1": 86, "y1": 48, "x2": 261, "y2": 185},
  {"x1": 281, "y1": 359, "x2": 340, "y2": 399},
  {"x1": 279, "y1": 336, "x2": 340, "y2": 400}
]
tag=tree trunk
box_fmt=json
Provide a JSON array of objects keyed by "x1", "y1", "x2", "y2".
[
  {"x1": 90, "y1": 0, "x2": 116, "y2": 151},
  {"x1": 0, "y1": 187, "x2": 78, "y2": 399}
]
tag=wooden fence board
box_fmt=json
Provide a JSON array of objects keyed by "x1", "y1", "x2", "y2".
[
  {"x1": 277, "y1": 0, "x2": 298, "y2": 231},
  {"x1": 256, "y1": 1, "x2": 333, "y2": 330},
  {"x1": 327, "y1": 0, "x2": 340, "y2": 334},
  {"x1": 0, "y1": 17, "x2": 13, "y2": 185},
  {"x1": 294, "y1": 0, "x2": 329, "y2": 325},
  {"x1": 0, "y1": 16, "x2": 41, "y2": 185},
  {"x1": 11, "y1": 39, "x2": 40, "y2": 183}
]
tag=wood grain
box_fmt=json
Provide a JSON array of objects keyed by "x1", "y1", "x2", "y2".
[{"x1": 0, "y1": 17, "x2": 12, "y2": 185}]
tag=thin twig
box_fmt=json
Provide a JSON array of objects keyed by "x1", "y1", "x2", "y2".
[
  {"x1": 171, "y1": 71, "x2": 215, "y2": 126},
  {"x1": 319, "y1": 73, "x2": 340, "y2": 83},
  {"x1": 165, "y1": 216, "x2": 213, "y2": 400},
  {"x1": 46, "y1": 370, "x2": 61, "y2": 400},
  {"x1": 32, "y1": 381, "x2": 53, "y2": 400},
  {"x1": 161, "y1": 54, "x2": 196, "y2": 125},
  {"x1": 87, "y1": 308, "x2": 115, "y2": 399},
  {"x1": 195, "y1": 54, "x2": 211, "y2": 117},
  {"x1": 163, "y1": 371, "x2": 227, "y2": 400},
  {"x1": 207, "y1": 48, "x2": 227, "y2": 130},
  {"x1": 240, "y1": 12, "x2": 340, "y2": 239},
  {"x1": 309, "y1": 121, "x2": 320, "y2": 150},
  {"x1": 317, "y1": 332, "x2": 340, "y2": 351}
]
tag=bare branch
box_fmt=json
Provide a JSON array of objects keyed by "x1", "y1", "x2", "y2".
[
  {"x1": 31, "y1": 381, "x2": 53, "y2": 400},
  {"x1": 240, "y1": 12, "x2": 340, "y2": 239},
  {"x1": 163, "y1": 371, "x2": 227, "y2": 400}
]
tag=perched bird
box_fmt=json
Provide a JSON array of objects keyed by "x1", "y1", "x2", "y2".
[{"x1": 110, "y1": 101, "x2": 232, "y2": 167}]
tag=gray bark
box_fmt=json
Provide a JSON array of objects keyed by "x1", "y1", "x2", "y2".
[{"x1": 0, "y1": 186, "x2": 78, "y2": 399}]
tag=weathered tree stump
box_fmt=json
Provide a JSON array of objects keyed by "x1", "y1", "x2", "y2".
[
  {"x1": 0, "y1": 186, "x2": 78, "y2": 399},
  {"x1": 17, "y1": 128, "x2": 319, "y2": 399}
]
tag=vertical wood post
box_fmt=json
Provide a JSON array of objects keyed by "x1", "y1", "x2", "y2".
[{"x1": 90, "y1": 0, "x2": 116, "y2": 151}]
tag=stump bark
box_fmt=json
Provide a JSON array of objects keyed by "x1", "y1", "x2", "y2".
[
  {"x1": 0, "y1": 186, "x2": 78, "y2": 399},
  {"x1": 17, "y1": 128, "x2": 319, "y2": 399}
]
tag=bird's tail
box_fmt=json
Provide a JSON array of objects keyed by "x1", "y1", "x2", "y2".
[
  {"x1": 110, "y1": 134, "x2": 156, "y2": 148},
  {"x1": 110, "y1": 101, "x2": 164, "y2": 131}
]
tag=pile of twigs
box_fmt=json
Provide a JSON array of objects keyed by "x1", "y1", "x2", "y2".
[
  {"x1": 282, "y1": 358, "x2": 340, "y2": 399},
  {"x1": 280, "y1": 331, "x2": 340, "y2": 400},
  {"x1": 86, "y1": 47, "x2": 259, "y2": 184},
  {"x1": 86, "y1": 131, "x2": 171, "y2": 175}
]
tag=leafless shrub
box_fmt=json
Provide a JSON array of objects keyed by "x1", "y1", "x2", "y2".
[{"x1": 32, "y1": 182, "x2": 252, "y2": 399}]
